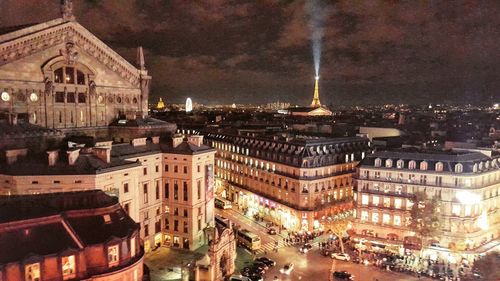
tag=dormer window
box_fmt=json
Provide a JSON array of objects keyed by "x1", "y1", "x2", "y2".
[
  {"x1": 396, "y1": 159, "x2": 404, "y2": 169},
  {"x1": 374, "y1": 158, "x2": 382, "y2": 167},
  {"x1": 455, "y1": 163, "x2": 463, "y2": 173},
  {"x1": 385, "y1": 159, "x2": 393, "y2": 168},
  {"x1": 473, "y1": 163, "x2": 478, "y2": 172},
  {"x1": 409, "y1": 160, "x2": 416, "y2": 170},
  {"x1": 420, "y1": 161, "x2": 428, "y2": 170},
  {"x1": 435, "y1": 162, "x2": 443, "y2": 172}
]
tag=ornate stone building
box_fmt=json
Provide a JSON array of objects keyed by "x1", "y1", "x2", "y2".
[
  {"x1": 353, "y1": 149, "x2": 500, "y2": 260},
  {"x1": 0, "y1": 0, "x2": 150, "y2": 130},
  {"x1": 203, "y1": 129, "x2": 371, "y2": 231}
]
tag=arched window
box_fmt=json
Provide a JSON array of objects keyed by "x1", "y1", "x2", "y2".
[
  {"x1": 473, "y1": 163, "x2": 478, "y2": 173},
  {"x1": 420, "y1": 161, "x2": 428, "y2": 170},
  {"x1": 396, "y1": 159, "x2": 404, "y2": 169},
  {"x1": 479, "y1": 162, "x2": 484, "y2": 171},
  {"x1": 54, "y1": 67, "x2": 86, "y2": 85},
  {"x1": 385, "y1": 159, "x2": 393, "y2": 168},
  {"x1": 374, "y1": 158, "x2": 382, "y2": 167},
  {"x1": 435, "y1": 162, "x2": 443, "y2": 172},
  {"x1": 455, "y1": 163, "x2": 463, "y2": 173},
  {"x1": 408, "y1": 160, "x2": 416, "y2": 170}
]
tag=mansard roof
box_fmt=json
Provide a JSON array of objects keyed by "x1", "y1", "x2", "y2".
[
  {"x1": 204, "y1": 131, "x2": 371, "y2": 168},
  {"x1": 0, "y1": 190, "x2": 138, "y2": 264},
  {"x1": 360, "y1": 149, "x2": 499, "y2": 174}
]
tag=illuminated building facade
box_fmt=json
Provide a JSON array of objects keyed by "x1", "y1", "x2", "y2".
[
  {"x1": 0, "y1": 190, "x2": 143, "y2": 281},
  {"x1": 204, "y1": 131, "x2": 371, "y2": 231},
  {"x1": 0, "y1": 135, "x2": 215, "y2": 253},
  {"x1": 0, "y1": 1, "x2": 150, "y2": 130},
  {"x1": 353, "y1": 150, "x2": 500, "y2": 259}
]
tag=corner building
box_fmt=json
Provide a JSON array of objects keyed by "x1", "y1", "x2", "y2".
[
  {"x1": 204, "y1": 132, "x2": 371, "y2": 231},
  {"x1": 353, "y1": 150, "x2": 500, "y2": 260}
]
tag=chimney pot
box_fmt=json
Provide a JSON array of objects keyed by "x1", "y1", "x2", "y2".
[
  {"x1": 67, "y1": 149, "x2": 80, "y2": 166},
  {"x1": 46, "y1": 150, "x2": 59, "y2": 166}
]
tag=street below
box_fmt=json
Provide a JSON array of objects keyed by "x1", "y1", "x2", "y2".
[{"x1": 218, "y1": 207, "x2": 432, "y2": 281}]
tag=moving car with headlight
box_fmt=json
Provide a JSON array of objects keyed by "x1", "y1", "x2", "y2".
[
  {"x1": 299, "y1": 243, "x2": 313, "y2": 253},
  {"x1": 331, "y1": 252, "x2": 350, "y2": 261},
  {"x1": 280, "y1": 263, "x2": 294, "y2": 275}
]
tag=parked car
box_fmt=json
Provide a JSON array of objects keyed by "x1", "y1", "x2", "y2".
[
  {"x1": 299, "y1": 243, "x2": 313, "y2": 253},
  {"x1": 331, "y1": 253, "x2": 350, "y2": 261},
  {"x1": 255, "y1": 257, "x2": 276, "y2": 267},
  {"x1": 253, "y1": 261, "x2": 269, "y2": 271},
  {"x1": 267, "y1": 227, "x2": 277, "y2": 235},
  {"x1": 229, "y1": 275, "x2": 252, "y2": 281},
  {"x1": 333, "y1": 271, "x2": 354, "y2": 280}
]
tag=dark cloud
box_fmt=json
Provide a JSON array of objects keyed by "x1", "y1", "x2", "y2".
[{"x1": 1, "y1": 0, "x2": 499, "y2": 105}]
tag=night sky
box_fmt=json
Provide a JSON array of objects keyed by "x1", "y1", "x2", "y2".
[{"x1": 1, "y1": 0, "x2": 499, "y2": 105}]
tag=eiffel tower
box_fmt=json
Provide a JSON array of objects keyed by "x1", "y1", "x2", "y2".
[{"x1": 311, "y1": 76, "x2": 321, "y2": 107}]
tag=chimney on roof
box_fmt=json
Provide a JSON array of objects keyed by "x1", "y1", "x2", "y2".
[
  {"x1": 172, "y1": 135, "x2": 184, "y2": 148},
  {"x1": 67, "y1": 149, "x2": 80, "y2": 166},
  {"x1": 5, "y1": 148, "x2": 28, "y2": 164},
  {"x1": 131, "y1": 137, "x2": 147, "y2": 147},
  {"x1": 187, "y1": 135, "x2": 204, "y2": 147},
  {"x1": 152, "y1": 136, "x2": 160, "y2": 144},
  {"x1": 46, "y1": 150, "x2": 59, "y2": 166},
  {"x1": 92, "y1": 147, "x2": 111, "y2": 164}
]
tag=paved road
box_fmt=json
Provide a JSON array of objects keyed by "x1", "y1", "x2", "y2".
[{"x1": 218, "y1": 207, "x2": 432, "y2": 281}]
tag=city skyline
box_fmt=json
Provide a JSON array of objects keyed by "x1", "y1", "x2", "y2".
[{"x1": 1, "y1": 0, "x2": 499, "y2": 105}]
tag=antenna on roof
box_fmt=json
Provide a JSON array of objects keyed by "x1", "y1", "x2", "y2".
[{"x1": 61, "y1": 0, "x2": 75, "y2": 22}]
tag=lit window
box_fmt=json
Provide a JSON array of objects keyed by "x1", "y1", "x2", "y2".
[
  {"x1": 130, "y1": 237, "x2": 136, "y2": 257},
  {"x1": 383, "y1": 197, "x2": 391, "y2": 207},
  {"x1": 452, "y1": 204, "x2": 461, "y2": 216},
  {"x1": 374, "y1": 158, "x2": 382, "y2": 167},
  {"x1": 435, "y1": 162, "x2": 443, "y2": 172},
  {"x1": 406, "y1": 199, "x2": 413, "y2": 210},
  {"x1": 62, "y1": 255, "x2": 76, "y2": 279},
  {"x1": 455, "y1": 164, "x2": 463, "y2": 173},
  {"x1": 465, "y1": 205, "x2": 472, "y2": 216},
  {"x1": 420, "y1": 161, "x2": 428, "y2": 170},
  {"x1": 361, "y1": 211, "x2": 369, "y2": 221},
  {"x1": 108, "y1": 245, "x2": 119, "y2": 267},
  {"x1": 385, "y1": 159, "x2": 393, "y2": 168},
  {"x1": 372, "y1": 212, "x2": 379, "y2": 223},
  {"x1": 372, "y1": 196, "x2": 379, "y2": 206},
  {"x1": 25, "y1": 263, "x2": 40, "y2": 281},
  {"x1": 394, "y1": 198, "x2": 402, "y2": 209},
  {"x1": 361, "y1": 194, "x2": 369, "y2": 205},
  {"x1": 409, "y1": 160, "x2": 416, "y2": 169},
  {"x1": 394, "y1": 215, "x2": 401, "y2": 226},
  {"x1": 396, "y1": 160, "x2": 404, "y2": 169},
  {"x1": 382, "y1": 213, "x2": 390, "y2": 224}
]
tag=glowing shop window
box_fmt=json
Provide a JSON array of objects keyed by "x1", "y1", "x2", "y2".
[
  {"x1": 25, "y1": 263, "x2": 40, "y2": 281},
  {"x1": 372, "y1": 212, "x2": 379, "y2": 223},
  {"x1": 62, "y1": 255, "x2": 76, "y2": 279},
  {"x1": 361, "y1": 194, "x2": 369, "y2": 205},
  {"x1": 372, "y1": 196, "x2": 379, "y2": 206},
  {"x1": 394, "y1": 198, "x2": 402, "y2": 209},
  {"x1": 394, "y1": 215, "x2": 401, "y2": 226},
  {"x1": 464, "y1": 205, "x2": 472, "y2": 216},
  {"x1": 406, "y1": 199, "x2": 414, "y2": 210},
  {"x1": 452, "y1": 204, "x2": 461, "y2": 216},
  {"x1": 361, "y1": 211, "x2": 368, "y2": 221},
  {"x1": 382, "y1": 213, "x2": 391, "y2": 224},
  {"x1": 131, "y1": 237, "x2": 136, "y2": 257},
  {"x1": 108, "y1": 245, "x2": 119, "y2": 267}
]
